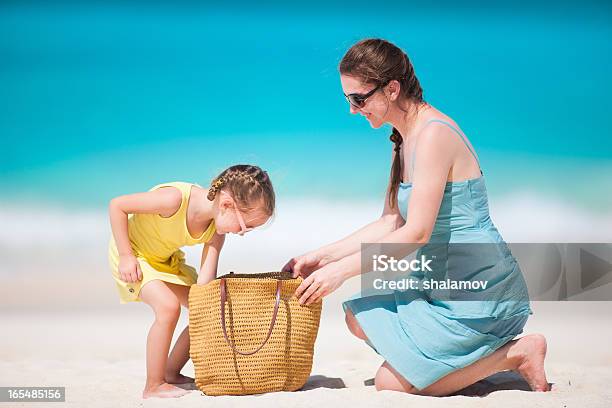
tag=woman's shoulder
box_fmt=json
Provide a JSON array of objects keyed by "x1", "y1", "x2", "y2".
[
  {"x1": 417, "y1": 107, "x2": 463, "y2": 137},
  {"x1": 411, "y1": 112, "x2": 471, "y2": 166},
  {"x1": 415, "y1": 112, "x2": 468, "y2": 149},
  {"x1": 415, "y1": 111, "x2": 482, "y2": 179}
]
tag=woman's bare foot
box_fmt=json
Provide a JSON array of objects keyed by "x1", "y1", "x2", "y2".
[
  {"x1": 165, "y1": 373, "x2": 195, "y2": 385},
  {"x1": 508, "y1": 334, "x2": 550, "y2": 391},
  {"x1": 142, "y1": 382, "x2": 191, "y2": 399}
]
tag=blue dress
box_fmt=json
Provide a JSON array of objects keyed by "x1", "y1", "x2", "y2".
[{"x1": 342, "y1": 119, "x2": 531, "y2": 390}]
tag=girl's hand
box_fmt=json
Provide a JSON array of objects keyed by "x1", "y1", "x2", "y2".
[
  {"x1": 118, "y1": 254, "x2": 142, "y2": 283},
  {"x1": 294, "y1": 261, "x2": 347, "y2": 305},
  {"x1": 282, "y1": 251, "x2": 335, "y2": 279}
]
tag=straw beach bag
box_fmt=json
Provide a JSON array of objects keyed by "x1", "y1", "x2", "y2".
[{"x1": 188, "y1": 271, "x2": 322, "y2": 396}]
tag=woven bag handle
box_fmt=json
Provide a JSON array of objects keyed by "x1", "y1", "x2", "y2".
[{"x1": 219, "y1": 278, "x2": 282, "y2": 356}]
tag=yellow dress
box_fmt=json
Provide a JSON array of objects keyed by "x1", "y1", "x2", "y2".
[{"x1": 108, "y1": 182, "x2": 217, "y2": 303}]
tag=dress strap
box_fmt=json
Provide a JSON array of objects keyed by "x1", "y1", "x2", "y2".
[{"x1": 409, "y1": 119, "x2": 483, "y2": 177}]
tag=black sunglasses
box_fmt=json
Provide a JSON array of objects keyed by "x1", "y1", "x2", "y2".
[
  {"x1": 343, "y1": 82, "x2": 387, "y2": 108},
  {"x1": 343, "y1": 85, "x2": 381, "y2": 108}
]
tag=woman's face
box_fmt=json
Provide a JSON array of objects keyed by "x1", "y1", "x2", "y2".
[{"x1": 340, "y1": 74, "x2": 390, "y2": 129}]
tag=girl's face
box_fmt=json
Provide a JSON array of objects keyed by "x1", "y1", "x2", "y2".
[
  {"x1": 341, "y1": 74, "x2": 394, "y2": 129},
  {"x1": 214, "y1": 193, "x2": 270, "y2": 235}
]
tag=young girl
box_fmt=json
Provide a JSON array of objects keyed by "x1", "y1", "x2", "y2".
[{"x1": 108, "y1": 164, "x2": 275, "y2": 399}]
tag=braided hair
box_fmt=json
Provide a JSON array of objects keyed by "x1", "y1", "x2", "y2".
[
  {"x1": 207, "y1": 164, "x2": 275, "y2": 216},
  {"x1": 339, "y1": 38, "x2": 426, "y2": 208}
]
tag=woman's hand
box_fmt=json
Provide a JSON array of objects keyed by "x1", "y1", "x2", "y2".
[
  {"x1": 118, "y1": 254, "x2": 142, "y2": 283},
  {"x1": 293, "y1": 260, "x2": 347, "y2": 305},
  {"x1": 282, "y1": 251, "x2": 335, "y2": 279}
]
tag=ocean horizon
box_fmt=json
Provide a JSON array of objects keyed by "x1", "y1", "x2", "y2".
[{"x1": 1, "y1": 1, "x2": 611, "y2": 232}]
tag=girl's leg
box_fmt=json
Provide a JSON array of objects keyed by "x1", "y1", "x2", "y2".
[
  {"x1": 139, "y1": 280, "x2": 189, "y2": 399},
  {"x1": 164, "y1": 283, "x2": 194, "y2": 384},
  {"x1": 165, "y1": 326, "x2": 192, "y2": 384},
  {"x1": 344, "y1": 309, "x2": 550, "y2": 396}
]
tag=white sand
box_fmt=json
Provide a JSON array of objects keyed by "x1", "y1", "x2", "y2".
[
  {"x1": 1, "y1": 202, "x2": 611, "y2": 407},
  {"x1": 1, "y1": 267, "x2": 612, "y2": 407}
]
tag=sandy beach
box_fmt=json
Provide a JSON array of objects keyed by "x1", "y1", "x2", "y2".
[
  {"x1": 1, "y1": 202, "x2": 611, "y2": 407},
  {"x1": 3, "y1": 1, "x2": 612, "y2": 406},
  {"x1": 2, "y1": 264, "x2": 612, "y2": 407}
]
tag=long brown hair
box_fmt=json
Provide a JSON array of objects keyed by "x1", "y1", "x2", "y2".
[
  {"x1": 207, "y1": 164, "x2": 275, "y2": 217},
  {"x1": 339, "y1": 38, "x2": 425, "y2": 208}
]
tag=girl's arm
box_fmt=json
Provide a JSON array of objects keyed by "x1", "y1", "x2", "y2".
[
  {"x1": 197, "y1": 232, "x2": 225, "y2": 285},
  {"x1": 108, "y1": 187, "x2": 183, "y2": 282}
]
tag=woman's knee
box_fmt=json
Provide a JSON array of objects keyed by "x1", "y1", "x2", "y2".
[
  {"x1": 344, "y1": 309, "x2": 367, "y2": 340},
  {"x1": 375, "y1": 361, "x2": 417, "y2": 393}
]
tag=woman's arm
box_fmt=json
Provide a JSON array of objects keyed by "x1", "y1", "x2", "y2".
[
  {"x1": 108, "y1": 187, "x2": 183, "y2": 282},
  {"x1": 309, "y1": 215, "x2": 399, "y2": 265},
  {"x1": 197, "y1": 232, "x2": 225, "y2": 285},
  {"x1": 284, "y1": 192, "x2": 403, "y2": 277},
  {"x1": 284, "y1": 151, "x2": 405, "y2": 276},
  {"x1": 295, "y1": 126, "x2": 455, "y2": 304},
  {"x1": 338, "y1": 126, "x2": 454, "y2": 279},
  {"x1": 315, "y1": 149, "x2": 407, "y2": 261}
]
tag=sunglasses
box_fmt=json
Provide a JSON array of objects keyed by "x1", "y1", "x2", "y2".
[
  {"x1": 233, "y1": 205, "x2": 254, "y2": 236},
  {"x1": 343, "y1": 83, "x2": 384, "y2": 108},
  {"x1": 221, "y1": 191, "x2": 254, "y2": 236}
]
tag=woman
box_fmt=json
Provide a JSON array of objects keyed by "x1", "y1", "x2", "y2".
[{"x1": 283, "y1": 38, "x2": 550, "y2": 396}]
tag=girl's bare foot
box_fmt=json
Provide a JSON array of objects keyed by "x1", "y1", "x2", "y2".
[
  {"x1": 142, "y1": 382, "x2": 191, "y2": 399},
  {"x1": 165, "y1": 373, "x2": 195, "y2": 384},
  {"x1": 508, "y1": 334, "x2": 550, "y2": 392}
]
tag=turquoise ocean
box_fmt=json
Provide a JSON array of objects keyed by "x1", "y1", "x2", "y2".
[{"x1": 1, "y1": 2, "x2": 611, "y2": 241}]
